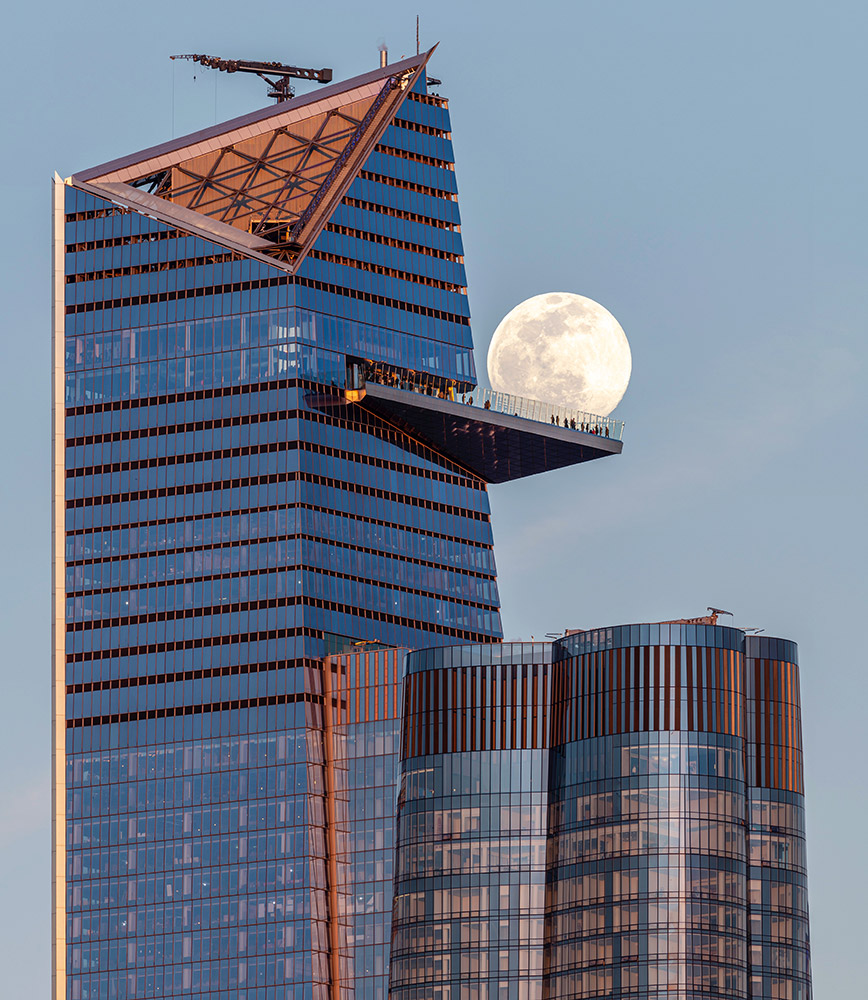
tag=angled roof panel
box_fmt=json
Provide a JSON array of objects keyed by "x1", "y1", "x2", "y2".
[{"x1": 71, "y1": 49, "x2": 434, "y2": 271}]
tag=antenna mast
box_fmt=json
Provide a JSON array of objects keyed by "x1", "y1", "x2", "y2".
[{"x1": 170, "y1": 54, "x2": 333, "y2": 103}]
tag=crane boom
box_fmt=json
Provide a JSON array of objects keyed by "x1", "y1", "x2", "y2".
[{"x1": 170, "y1": 53, "x2": 333, "y2": 102}]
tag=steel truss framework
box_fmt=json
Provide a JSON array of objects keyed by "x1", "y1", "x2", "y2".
[{"x1": 122, "y1": 71, "x2": 416, "y2": 264}]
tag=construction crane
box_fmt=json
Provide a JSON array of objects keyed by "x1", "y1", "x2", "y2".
[{"x1": 170, "y1": 54, "x2": 333, "y2": 103}]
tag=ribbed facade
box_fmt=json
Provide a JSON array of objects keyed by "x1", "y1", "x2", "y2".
[
  {"x1": 744, "y1": 638, "x2": 810, "y2": 1000},
  {"x1": 391, "y1": 644, "x2": 552, "y2": 1000},
  {"x1": 390, "y1": 625, "x2": 812, "y2": 1000}
]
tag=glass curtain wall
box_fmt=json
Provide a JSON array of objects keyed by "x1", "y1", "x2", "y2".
[
  {"x1": 744, "y1": 637, "x2": 811, "y2": 1000},
  {"x1": 60, "y1": 72, "x2": 503, "y2": 1000},
  {"x1": 390, "y1": 643, "x2": 552, "y2": 1000},
  {"x1": 388, "y1": 626, "x2": 812, "y2": 1000}
]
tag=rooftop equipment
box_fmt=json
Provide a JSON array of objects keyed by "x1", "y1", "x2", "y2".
[{"x1": 170, "y1": 54, "x2": 333, "y2": 102}]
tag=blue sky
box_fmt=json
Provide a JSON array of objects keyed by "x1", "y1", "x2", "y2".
[{"x1": 1, "y1": 1, "x2": 865, "y2": 994}]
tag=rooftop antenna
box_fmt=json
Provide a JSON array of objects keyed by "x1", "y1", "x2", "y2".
[
  {"x1": 169, "y1": 54, "x2": 333, "y2": 103},
  {"x1": 417, "y1": 15, "x2": 420, "y2": 55}
]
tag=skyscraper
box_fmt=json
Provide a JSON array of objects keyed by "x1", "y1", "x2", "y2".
[
  {"x1": 391, "y1": 621, "x2": 812, "y2": 1000},
  {"x1": 52, "y1": 52, "x2": 623, "y2": 1000}
]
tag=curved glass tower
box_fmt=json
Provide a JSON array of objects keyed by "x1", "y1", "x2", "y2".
[
  {"x1": 391, "y1": 643, "x2": 551, "y2": 1000},
  {"x1": 390, "y1": 623, "x2": 811, "y2": 1000}
]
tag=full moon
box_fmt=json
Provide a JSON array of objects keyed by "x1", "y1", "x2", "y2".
[{"x1": 486, "y1": 292, "x2": 632, "y2": 416}]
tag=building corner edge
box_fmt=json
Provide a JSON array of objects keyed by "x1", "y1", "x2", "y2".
[{"x1": 51, "y1": 171, "x2": 67, "y2": 1000}]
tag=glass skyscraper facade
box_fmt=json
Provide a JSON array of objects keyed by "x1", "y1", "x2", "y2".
[
  {"x1": 389, "y1": 625, "x2": 811, "y2": 1000},
  {"x1": 53, "y1": 52, "x2": 621, "y2": 1000},
  {"x1": 53, "y1": 47, "x2": 809, "y2": 1000},
  {"x1": 391, "y1": 643, "x2": 551, "y2": 1000}
]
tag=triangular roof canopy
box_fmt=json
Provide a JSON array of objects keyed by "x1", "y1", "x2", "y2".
[{"x1": 72, "y1": 49, "x2": 435, "y2": 271}]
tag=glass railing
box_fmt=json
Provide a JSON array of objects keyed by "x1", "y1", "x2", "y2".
[
  {"x1": 356, "y1": 364, "x2": 624, "y2": 442},
  {"x1": 463, "y1": 386, "x2": 623, "y2": 441}
]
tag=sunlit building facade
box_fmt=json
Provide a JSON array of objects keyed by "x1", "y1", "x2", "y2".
[
  {"x1": 52, "y1": 53, "x2": 622, "y2": 1000},
  {"x1": 390, "y1": 623, "x2": 811, "y2": 1000},
  {"x1": 52, "y1": 44, "x2": 809, "y2": 1000}
]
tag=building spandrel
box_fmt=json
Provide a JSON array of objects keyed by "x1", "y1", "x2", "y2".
[{"x1": 52, "y1": 52, "x2": 624, "y2": 1000}]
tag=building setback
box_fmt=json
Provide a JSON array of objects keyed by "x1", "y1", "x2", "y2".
[{"x1": 52, "y1": 53, "x2": 622, "y2": 1000}]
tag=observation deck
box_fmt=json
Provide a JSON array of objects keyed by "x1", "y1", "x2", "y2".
[{"x1": 344, "y1": 366, "x2": 624, "y2": 484}]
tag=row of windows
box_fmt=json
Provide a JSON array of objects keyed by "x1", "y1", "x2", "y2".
[
  {"x1": 69, "y1": 827, "x2": 310, "y2": 881},
  {"x1": 360, "y1": 158, "x2": 457, "y2": 200},
  {"x1": 67, "y1": 221, "x2": 467, "y2": 306},
  {"x1": 68, "y1": 670, "x2": 307, "y2": 718},
  {"x1": 333, "y1": 199, "x2": 462, "y2": 251},
  {"x1": 344, "y1": 174, "x2": 460, "y2": 227},
  {"x1": 67, "y1": 566, "x2": 499, "y2": 632},
  {"x1": 392, "y1": 96, "x2": 452, "y2": 135},
  {"x1": 396, "y1": 839, "x2": 547, "y2": 879},
  {"x1": 67, "y1": 464, "x2": 491, "y2": 538},
  {"x1": 393, "y1": 916, "x2": 544, "y2": 958},
  {"x1": 66, "y1": 476, "x2": 494, "y2": 548},
  {"x1": 66, "y1": 597, "x2": 498, "y2": 661},
  {"x1": 66, "y1": 385, "x2": 475, "y2": 479},
  {"x1": 394, "y1": 881, "x2": 545, "y2": 925},
  {"x1": 552, "y1": 646, "x2": 745, "y2": 743},
  {"x1": 750, "y1": 912, "x2": 810, "y2": 945},
  {"x1": 390, "y1": 946, "x2": 543, "y2": 987},
  {"x1": 377, "y1": 142, "x2": 454, "y2": 171},
  {"x1": 67, "y1": 537, "x2": 495, "y2": 605},
  {"x1": 68, "y1": 731, "x2": 309, "y2": 787},
  {"x1": 552, "y1": 735, "x2": 745, "y2": 787},
  {"x1": 68, "y1": 799, "x2": 312, "y2": 854},
  {"x1": 558, "y1": 785, "x2": 745, "y2": 826},
  {"x1": 544, "y1": 962, "x2": 747, "y2": 999},
  {"x1": 67, "y1": 865, "x2": 315, "y2": 913},
  {"x1": 67, "y1": 446, "x2": 489, "y2": 515},
  {"x1": 68, "y1": 955, "x2": 319, "y2": 994},
  {"x1": 749, "y1": 876, "x2": 810, "y2": 915},
  {"x1": 67, "y1": 247, "x2": 237, "y2": 286},
  {"x1": 68, "y1": 692, "x2": 317, "y2": 731},
  {"x1": 325, "y1": 219, "x2": 461, "y2": 262},
  {"x1": 546, "y1": 929, "x2": 747, "y2": 967},
  {"x1": 307, "y1": 247, "x2": 464, "y2": 294},
  {"x1": 66, "y1": 196, "x2": 463, "y2": 270},
  {"x1": 547, "y1": 899, "x2": 746, "y2": 938},
  {"x1": 66, "y1": 225, "x2": 225, "y2": 257},
  {"x1": 66, "y1": 702, "x2": 309, "y2": 754},
  {"x1": 544, "y1": 867, "x2": 746, "y2": 910},
  {"x1": 69, "y1": 902, "x2": 316, "y2": 948},
  {"x1": 398, "y1": 801, "x2": 547, "y2": 845},
  {"x1": 341, "y1": 194, "x2": 457, "y2": 234},
  {"x1": 364, "y1": 149, "x2": 458, "y2": 195},
  {"x1": 66, "y1": 331, "x2": 473, "y2": 409},
  {"x1": 316, "y1": 227, "x2": 466, "y2": 284},
  {"x1": 550, "y1": 818, "x2": 748, "y2": 866},
  {"x1": 400, "y1": 750, "x2": 549, "y2": 804},
  {"x1": 64, "y1": 271, "x2": 473, "y2": 359},
  {"x1": 71, "y1": 918, "x2": 313, "y2": 964},
  {"x1": 749, "y1": 832, "x2": 807, "y2": 872},
  {"x1": 300, "y1": 250, "x2": 469, "y2": 317},
  {"x1": 65, "y1": 629, "x2": 347, "y2": 675},
  {"x1": 750, "y1": 943, "x2": 811, "y2": 975}
]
